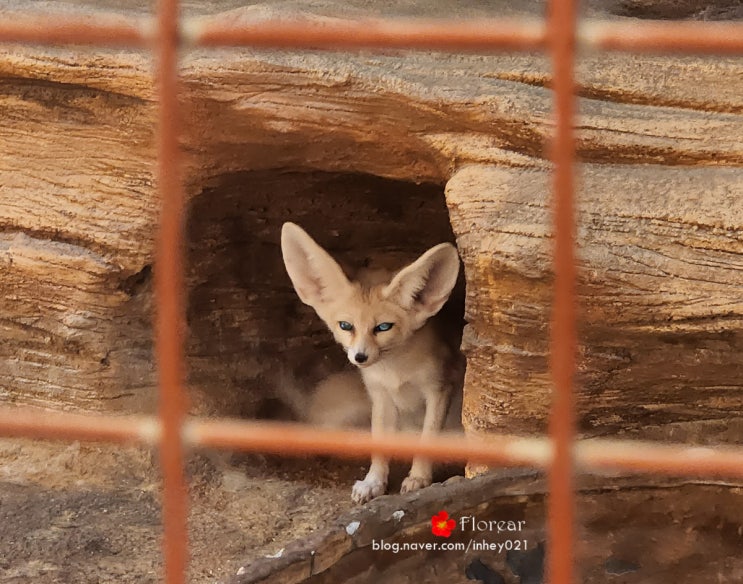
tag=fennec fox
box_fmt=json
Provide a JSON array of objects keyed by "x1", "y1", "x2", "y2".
[{"x1": 280, "y1": 222, "x2": 463, "y2": 504}]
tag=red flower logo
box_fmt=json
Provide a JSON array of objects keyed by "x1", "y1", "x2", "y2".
[{"x1": 431, "y1": 510, "x2": 456, "y2": 538}]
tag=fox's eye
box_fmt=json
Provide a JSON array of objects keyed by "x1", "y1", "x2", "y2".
[
  {"x1": 373, "y1": 322, "x2": 394, "y2": 333},
  {"x1": 338, "y1": 321, "x2": 354, "y2": 332}
]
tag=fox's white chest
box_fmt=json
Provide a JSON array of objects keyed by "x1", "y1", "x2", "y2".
[{"x1": 362, "y1": 364, "x2": 425, "y2": 413}]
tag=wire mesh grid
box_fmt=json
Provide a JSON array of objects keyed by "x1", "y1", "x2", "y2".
[{"x1": 1, "y1": 3, "x2": 742, "y2": 583}]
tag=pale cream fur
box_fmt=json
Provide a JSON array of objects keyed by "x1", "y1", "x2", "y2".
[
  {"x1": 280, "y1": 222, "x2": 463, "y2": 504},
  {"x1": 275, "y1": 369, "x2": 371, "y2": 429}
]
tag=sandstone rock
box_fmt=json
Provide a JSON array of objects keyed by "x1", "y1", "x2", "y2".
[
  {"x1": 0, "y1": 1, "x2": 740, "y2": 451},
  {"x1": 447, "y1": 164, "x2": 742, "y2": 444}
]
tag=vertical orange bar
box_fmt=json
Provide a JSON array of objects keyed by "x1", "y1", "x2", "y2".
[
  {"x1": 547, "y1": 0, "x2": 577, "y2": 583},
  {"x1": 154, "y1": 0, "x2": 189, "y2": 582}
]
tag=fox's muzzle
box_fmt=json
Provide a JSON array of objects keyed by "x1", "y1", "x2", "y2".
[{"x1": 346, "y1": 345, "x2": 376, "y2": 367}]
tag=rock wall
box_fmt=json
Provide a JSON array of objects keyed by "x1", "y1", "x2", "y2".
[
  {"x1": 448, "y1": 165, "x2": 742, "y2": 443},
  {"x1": 0, "y1": 1, "x2": 741, "y2": 445}
]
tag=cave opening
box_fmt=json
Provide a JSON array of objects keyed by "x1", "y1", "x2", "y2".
[{"x1": 185, "y1": 169, "x2": 465, "y2": 419}]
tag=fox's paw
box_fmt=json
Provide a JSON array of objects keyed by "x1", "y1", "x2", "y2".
[
  {"x1": 400, "y1": 474, "x2": 432, "y2": 494},
  {"x1": 351, "y1": 477, "x2": 386, "y2": 504}
]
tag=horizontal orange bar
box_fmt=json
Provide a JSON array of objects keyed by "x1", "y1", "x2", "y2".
[
  {"x1": 188, "y1": 17, "x2": 547, "y2": 52},
  {"x1": 186, "y1": 418, "x2": 550, "y2": 467},
  {"x1": 0, "y1": 409, "x2": 741, "y2": 478},
  {"x1": 187, "y1": 419, "x2": 743, "y2": 479},
  {"x1": 577, "y1": 440, "x2": 743, "y2": 478},
  {"x1": 0, "y1": 408, "x2": 158, "y2": 443},
  {"x1": 0, "y1": 16, "x2": 149, "y2": 46},
  {"x1": 583, "y1": 20, "x2": 743, "y2": 54},
  {"x1": 1, "y1": 14, "x2": 743, "y2": 56}
]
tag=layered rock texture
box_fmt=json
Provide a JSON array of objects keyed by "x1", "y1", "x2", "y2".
[{"x1": 0, "y1": 0, "x2": 740, "y2": 447}]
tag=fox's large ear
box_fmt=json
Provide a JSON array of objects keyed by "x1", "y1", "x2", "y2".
[
  {"x1": 281, "y1": 222, "x2": 351, "y2": 308},
  {"x1": 382, "y1": 243, "x2": 460, "y2": 324}
]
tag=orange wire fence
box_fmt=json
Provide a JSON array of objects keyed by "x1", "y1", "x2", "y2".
[{"x1": 1, "y1": 4, "x2": 742, "y2": 584}]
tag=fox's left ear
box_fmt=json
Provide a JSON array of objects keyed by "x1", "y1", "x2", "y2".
[{"x1": 383, "y1": 243, "x2": 460, "y2": 326}]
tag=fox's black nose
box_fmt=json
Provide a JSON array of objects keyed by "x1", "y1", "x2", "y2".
[{"x1": 354, "y1": 352, "x2": 368, "y2": 364}]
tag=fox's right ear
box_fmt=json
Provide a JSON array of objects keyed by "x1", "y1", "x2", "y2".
[{"x1": 281, "y1": 222, "x2": 351, "y2": 308}]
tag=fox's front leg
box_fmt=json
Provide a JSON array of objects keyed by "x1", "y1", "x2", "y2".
[
  {"x1": 352, "y1": 388, "x2": 397, "y2": 504},
  {"x1": 401, "y1": 387, "x2": 450, "y2": 494}
]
